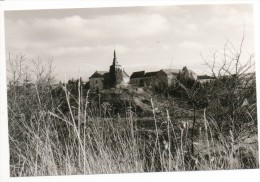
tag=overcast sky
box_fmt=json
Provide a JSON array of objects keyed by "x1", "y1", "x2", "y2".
[{"x1": 5, "y1": 4, "x2": 255, "y2": 82}]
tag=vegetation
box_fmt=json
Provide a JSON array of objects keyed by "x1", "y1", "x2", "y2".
[{"x1": 7, "y1": 37, "x2": 259, "y2": 177}]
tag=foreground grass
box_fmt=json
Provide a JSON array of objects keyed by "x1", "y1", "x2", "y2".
[{"x1": 8, "y1": 86, "x2": 259, "y2": 176}]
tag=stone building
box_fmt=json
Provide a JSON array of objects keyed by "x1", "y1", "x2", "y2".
[
  {"x1": 129, "y1": 67, "x2": 197, "y2": 89},
  {"x1": 159, "y1": 69, "x2": 182, "y2": 86},
  {"x1": 108, "y1": 50, "x2": 129, "y2": 87},
  {"x1": 197, "y1": 75, "x2": 215, "y2": 83},
  {"x1": 142, "y1": 71, "x2": 160, "y2": 87},
  {"x1": 129, "y1": 71, "x2": 145, "y2": 86},
  {"x1": 89, "y1": 71, "x2": 108, "y2": 92},
  {"x1": 89, "y1": 50, "x2": 129, "y2": 92}
]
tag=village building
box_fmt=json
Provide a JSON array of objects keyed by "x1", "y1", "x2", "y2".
[
  {"x1": 142, "y1": 71, "x2": 160, "y2": 87},
  {"x1": 129, "y1": 67, "x2": 197, "y2": 89},
  {"x1": 159, "y1": 69, "x2": 182, "y2": 86},
  {"x1": 197, "y1": 75, "x2": 215, "y2": 83},
  {"x1": 89, "y1": 50, "x2": 129, "y2": 92},
  {"x1": 89, "y1": 71, "x2": 109, "y2": 92},
  {"x1": 89, "y1": 51, "x2": 198, "y2": 92},
  {"x1": 129, "y1": 71, "x2": 145, "y2": 86}
]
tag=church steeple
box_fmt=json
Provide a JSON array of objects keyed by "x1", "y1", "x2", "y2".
[
  {"x1": 109, "y1": 49, "x2": 123, "y2": 87},
  {"x1": 113, "y1": 49, "x2": 117, "y2": 65}
]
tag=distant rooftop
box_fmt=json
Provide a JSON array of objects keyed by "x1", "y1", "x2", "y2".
[
  {"x1": 89, "y1": 71, "x2": 108, "y2": 78},
  {"x1": 123, "y1": 70, "x2": 129, "y2": 77},
  {"x1": 197, "y1": 75, "x2": 214, "y2": 79},
  {"x1": 130, "y1": 71, "x2": 145, "y2": 79},
  {"x1": 144, "y1": 71, "x2": 159, "y2": 77}
]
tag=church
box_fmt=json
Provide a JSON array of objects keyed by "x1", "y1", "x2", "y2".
[{"x1": 89, "y1": 50, "x2": 129, "y2": 92}]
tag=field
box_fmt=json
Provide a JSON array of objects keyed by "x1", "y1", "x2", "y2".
[{"x1": 7, "y1": 75, "x2": 259, "y2": 176}]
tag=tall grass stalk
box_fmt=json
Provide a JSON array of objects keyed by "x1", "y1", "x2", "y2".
[
  {"x1": 151, "y1": 98, "x2": 163, "y2": 170},
  {"x1": 203, "y1": 108, "x2": 212, "y2": 168},
  {"x1": 8, "y1": 82, "x2": 259, "y2": 176},
  {"x1": 166, "y1": 109, "x2": 172, "y2": 171}
]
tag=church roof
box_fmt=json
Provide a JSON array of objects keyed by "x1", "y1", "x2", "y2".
[
  {"x1": 89, "y1": 71, "x2": 108, "y2": 78},
  {"x1": 130, "y1": 71, "x2": 145, "y2": 79},
  {"x1": 113, "y1": 49, "x2": 121, "y2": 66},
  {"x1": 123, "y1": 70, "x2": 129, "y2": 77}
]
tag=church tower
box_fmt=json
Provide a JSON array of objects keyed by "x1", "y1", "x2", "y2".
[{"x1": 109, "y1": 49, "x2": 124, "y2": 87}]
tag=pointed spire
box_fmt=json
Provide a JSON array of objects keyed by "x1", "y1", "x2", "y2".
[
  {"x1": 113, "y1": 49, "x2": 117, "y2": 65},
  {"x1": 114, "y1": 49, "x2": 116, "y2": 59}
]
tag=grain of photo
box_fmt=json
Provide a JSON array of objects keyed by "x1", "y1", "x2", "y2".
[{"x1": 4, "y1": 3, "x2": 259, "y2": 177}]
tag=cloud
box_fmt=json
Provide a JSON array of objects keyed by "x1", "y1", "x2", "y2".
[
  {"x1": 178, "y1": 41, "x2": 203, "y2": 50},
  {"x1": 5, "y1": 4, "x2": 255, "y2": 81},
  {"x1": 6, "y1": 13, "x2": 170, "y2": 49},
  {"x1": 205, "y1": 5, "x2": 254, "y2": 32}
]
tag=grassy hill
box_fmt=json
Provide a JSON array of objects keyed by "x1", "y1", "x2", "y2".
[{"x1": 7, "y1": 79, "x2": 259, "y2": 176}]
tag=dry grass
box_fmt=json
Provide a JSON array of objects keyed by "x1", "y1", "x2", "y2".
[{"x1": 8, "y1": 84, "x2": 259, "y2": 177}]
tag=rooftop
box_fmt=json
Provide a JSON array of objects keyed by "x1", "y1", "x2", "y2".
[
  {"x1": 130, "y1": 71, "x2": 145, "y2": 79},
  {"x1": 144, "y1": 71, "x2": 159, "y2": 77},
  {"x1": 197, "y1": 75, "x2": 215, "y2": 79},
  {"x1": 89, "y1": 71, "x2": 108, "y2": 78}
]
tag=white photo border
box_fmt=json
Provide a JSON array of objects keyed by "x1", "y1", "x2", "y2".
[{"x1": 0, "y1": 0, "x2": 259, "y2": 182}]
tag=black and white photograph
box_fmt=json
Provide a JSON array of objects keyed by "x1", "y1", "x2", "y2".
[{"x1": 0, "y1": 1, "x2": 259, "y2": 181}]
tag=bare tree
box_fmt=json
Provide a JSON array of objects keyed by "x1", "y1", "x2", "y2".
[
  {"x1": 7, "y1": 53, "x2": 56, "y2": 115},
  {"x1": 200, "y1": 33, "x2": 256, "y2": 138},
  {"x1": 7, "y1": 53, "x2": 27, "y2": 87},
  {"x1": 31, "y1": 57, "x2": 55, "y2": 85}
]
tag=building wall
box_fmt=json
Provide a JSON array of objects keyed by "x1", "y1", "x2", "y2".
[
  {"x1": 123, "y1": 76, "x2": 130, "y2": 85},
  {"x1": 89, "y1": 77, "x2": 104, "y2": 92},
  {"x1": 115, "y1": 67, "x2": 124, "y2": 85},
  {"x1": 129, "y1": 78, "x2": 143, "y2": 86},
  {"x1": 166, "y1": 74, "x2": 178, "y2": 86},
  {"x1": 143, "y1": 77, "x2": 155, "y2": 87},
  {"x1": 143, "y1": 72, "x2": 175, "y2": 89},
  {"x1": 198, "y1": 79, "x2": 213, "y2": 83},
  {"x1": 155, "y1": 71, "x2": 168, "y2": 87}
]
